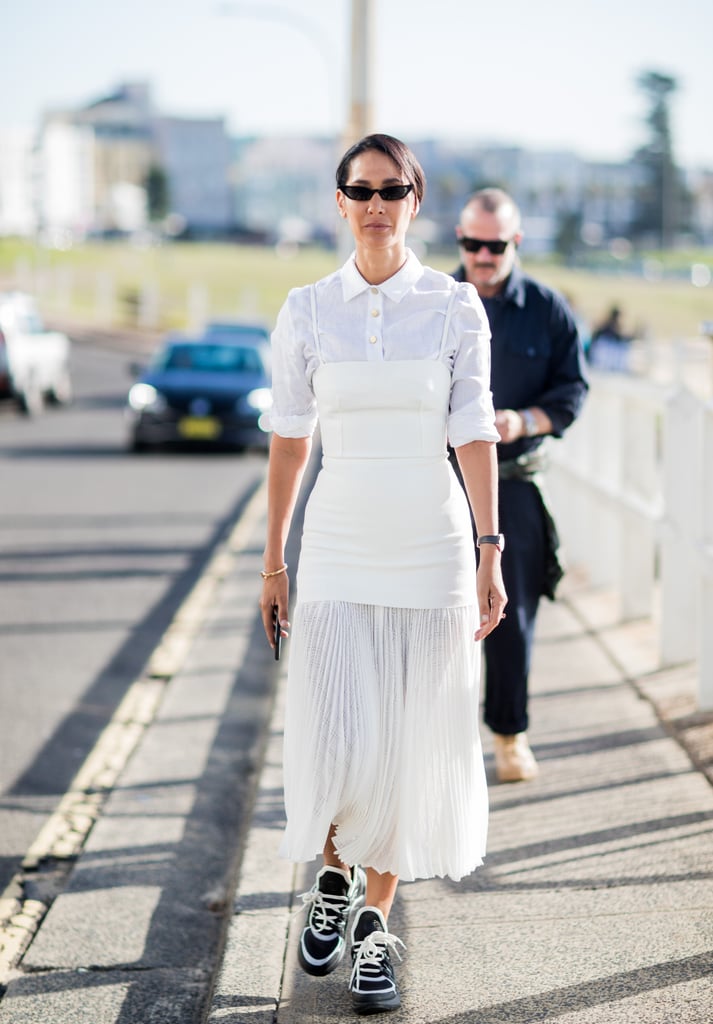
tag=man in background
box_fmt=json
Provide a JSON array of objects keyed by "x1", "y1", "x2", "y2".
[{"x1": 451, "y1": 188, "x2": 588, "y2": 782}]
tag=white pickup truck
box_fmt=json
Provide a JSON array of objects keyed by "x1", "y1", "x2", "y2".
[{"x1": 0, "y1": 292, "x2": 72, "y2": 414}]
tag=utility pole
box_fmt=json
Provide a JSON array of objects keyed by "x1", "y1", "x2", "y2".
[
  {"x1": 338, "y1": 0, "x2": 374, "y2": 260},
  {"x1": 344, "y1": 0, "x2": 374, "y2": 149}
]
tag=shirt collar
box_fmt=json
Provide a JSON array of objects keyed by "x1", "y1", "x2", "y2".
[
  {"x1": 452, "y1": 261, "x2": 527, "y2": 308},
  {"x1": 496, "y1": 263, "x2": 527, "y2": 308},
  {"x1": 340, "y1": 248, "x2": 424, "y2": 303}
]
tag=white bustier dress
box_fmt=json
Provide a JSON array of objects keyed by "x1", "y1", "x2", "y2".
[{"x1": 280, "y1": 358, "x2": 489, "y2": 882}]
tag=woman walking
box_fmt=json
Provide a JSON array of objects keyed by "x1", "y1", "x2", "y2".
[{"x1": 260, "y1": 133, "x2": 506, "y2": 1015}]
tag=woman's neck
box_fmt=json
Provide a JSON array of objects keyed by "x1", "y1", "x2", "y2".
[{"x1": 354, "y1": 244, "x2": 408, "y2": 285}]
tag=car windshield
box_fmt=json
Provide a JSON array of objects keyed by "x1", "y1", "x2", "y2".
[
  {"x1": 159, "y1": 344, "x2": 265, "y2": 374},
  {"x1": 204, "y1": 323, "x2": 269, "y2": 345}
]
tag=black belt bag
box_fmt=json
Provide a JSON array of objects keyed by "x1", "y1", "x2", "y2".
[{"x1": 499, "y1": 450, "x2": 565, "y2": 601}]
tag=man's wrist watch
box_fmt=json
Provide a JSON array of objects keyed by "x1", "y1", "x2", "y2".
[
  {"x1": 477, "y1": 534, "x2": 505, "y2": 553},
  {"x1": 520, "y1": 408, "x2": 538, "y2": 437}
]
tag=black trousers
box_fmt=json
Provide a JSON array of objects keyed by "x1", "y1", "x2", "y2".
[{"x1": 483, "y1": 479, "x2": 548, "y2": 736}]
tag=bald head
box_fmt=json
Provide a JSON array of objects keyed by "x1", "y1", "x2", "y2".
[{"x1": 461, "y1": 188, "x2": 521, "y2": 235}]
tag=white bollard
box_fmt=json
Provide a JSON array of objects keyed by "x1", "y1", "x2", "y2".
[
  {"x1": 187, "y1": 283, "x2": 209, "y2": 335},
  {"x1": 138, "y1": 282, "x2": 160, "y2": 329},
  {"x1": 95, "y1": 271, "x2": 115, "y2": 326}
]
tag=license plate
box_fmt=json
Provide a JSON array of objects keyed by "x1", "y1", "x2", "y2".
[{"x1": 178, "y1": 416, "x2": 221, "y2": 439}]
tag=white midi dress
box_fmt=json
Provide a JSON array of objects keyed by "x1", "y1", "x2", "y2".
[{"x1": 272, "y1": 254, "x2": 498, "y2": 883}]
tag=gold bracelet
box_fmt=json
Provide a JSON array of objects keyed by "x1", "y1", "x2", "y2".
[{"x1": 260, "y1": 564, "x2": 288, "y2": 580}]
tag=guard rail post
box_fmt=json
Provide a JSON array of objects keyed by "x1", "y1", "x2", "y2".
[
  {"x1": 659, "y1": 388, "x2": 701, "y2": 668},
  {"x1": 699, "y1": 401, "x2": 713, "y2": 709}
]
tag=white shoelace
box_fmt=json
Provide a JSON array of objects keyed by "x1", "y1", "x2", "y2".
[
  {"x1": 296, "y1": 886, "x2": 350, "y2": 934},
  {"x1": 350, "y1": 930, "x2": 406, "y2": 988}
]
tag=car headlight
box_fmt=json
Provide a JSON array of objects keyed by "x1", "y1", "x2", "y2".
[
  {"x1": 128, "y1": 383, "x2": 167, "y2": 413},
  {"x1": 244, "y1": 387, "x2": 273, "y2": 412}
]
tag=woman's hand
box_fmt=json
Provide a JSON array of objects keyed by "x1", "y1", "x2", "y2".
[
  {"x1": 474, "y1": 552, "x2": 507, "y2": 641},
  {"x1": 260, "y1": 433, "x2": 312, "y2": 654},
  {"x1": 259, "y1": 573, "x2": 290, "y2": 652}
]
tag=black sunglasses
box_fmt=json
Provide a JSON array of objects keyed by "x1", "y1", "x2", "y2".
[
  {"x1": 339, "y1": 183, "x2": 414, "y2": 202},
  {"x1": 458, "y1": 236, "x2": 512, "y2": 255}
]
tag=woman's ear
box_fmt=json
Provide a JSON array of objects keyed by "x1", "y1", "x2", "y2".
[{"x1": 336, "y1": 190, "x2": 348, "y2": 219}]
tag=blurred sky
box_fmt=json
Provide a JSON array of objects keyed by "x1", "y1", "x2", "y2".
[{"x1": 3, "y1": 0, "x2": 712, "y2": 168}]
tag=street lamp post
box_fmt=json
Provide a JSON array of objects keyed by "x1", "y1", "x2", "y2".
[
  {"x1": 344, "y1": 0, "x2": 374, "y2": 149},
  {"x1": 338, "y1": 0, "x2": 374, "y2": 260}
]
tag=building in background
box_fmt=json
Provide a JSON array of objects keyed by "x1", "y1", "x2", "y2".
[
  {"x1": 153, "y1": 115, "x2": 233, "y2": 237},
  {"x1": 0, "y1": 79, "x2": 710, "y2": 254},
  {"x1": 36, "y1": 115, "x2": 97, "y2": 244},
  {"x1": 231, "y1": 135, "x2": 338, "y2": 246},
  {"x1": 411, "y1": 140, "x2": 648, "y2": 255},
  {"x1": 22, "y1": 82, "x2": 234, "y2": 242},
  {"x1": 0, "y1": 128, "x2": 38, "y2": 237}
]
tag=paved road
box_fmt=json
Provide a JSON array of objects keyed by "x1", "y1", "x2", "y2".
[{"x1": 0, "y1": 340, "x2": 268, "y2": 894}]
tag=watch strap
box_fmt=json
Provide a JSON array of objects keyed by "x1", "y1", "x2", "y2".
[
  {"x1": 477, "y1": 533, "x2": 505, "y2": 552},
  {"x1": 520, "y1": 408, "x2": 538, "y2": 437}
]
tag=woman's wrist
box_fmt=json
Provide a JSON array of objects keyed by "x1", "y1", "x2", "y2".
[
  {"x1": 262, "y1": 550, "x2": 287, "y2": 573},
  {"x1": 260, "y1": 563, "x2": 288, "y2": 580}
]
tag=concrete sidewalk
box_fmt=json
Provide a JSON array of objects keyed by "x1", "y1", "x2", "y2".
[
  {"x1": 208, "y1": 577, "x2": 713, "y2": 1023},
  {"x1": 1, "y1": 495, "x2": 712, "y2": 1022}
]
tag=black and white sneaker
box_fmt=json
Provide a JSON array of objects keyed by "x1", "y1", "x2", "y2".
[
  {"x1": 297, "y1": 865, "x2": 367, "y2": 976},
  {"x1": 349, "y1": 906, "x2": 405, "y2": 1015}
]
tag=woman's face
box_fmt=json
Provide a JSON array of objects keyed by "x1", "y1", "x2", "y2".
[{"x1": 336, "y1": 149, "x2": 419, "y2": 253}]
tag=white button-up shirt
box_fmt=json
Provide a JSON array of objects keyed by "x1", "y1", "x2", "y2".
[{"x1": 270, "y1": 249, "x2": 499, "y2": 447}]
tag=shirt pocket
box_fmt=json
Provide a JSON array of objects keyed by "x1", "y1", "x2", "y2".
[{"x1": 503, "y1": 327, "x2": 552, "y2": 361}]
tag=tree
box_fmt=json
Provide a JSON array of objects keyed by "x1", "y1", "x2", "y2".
[
  {"x1": 554, "y1": 210, "x2": 583, "y2": 263},
  {"x1": 145, "y1": 164, "x2": 170, "y2": 224},
  {"x1": 631, "y1": 71, "x2": 688, "y2": 248}
]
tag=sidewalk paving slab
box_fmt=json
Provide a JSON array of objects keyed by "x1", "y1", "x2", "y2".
[{"x1": 208, "y1": 583, "x2": 713, "y2": 1024}]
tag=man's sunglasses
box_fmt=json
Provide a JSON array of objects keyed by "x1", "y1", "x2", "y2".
[
  {"x1": 339, "y1": 183, "x2": 414, "y2": 202},
  {"x1": 458, "y1": 236, "x2": 513, "y2": 255}
]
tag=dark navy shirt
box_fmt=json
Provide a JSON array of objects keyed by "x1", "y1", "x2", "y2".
[{"x1": 451, "y1": 263, "x2": 588, "y2": 461}]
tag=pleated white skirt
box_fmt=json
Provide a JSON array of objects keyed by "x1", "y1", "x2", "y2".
[{"x1": 280, "y1": 602, "x2": 487, "y2": 881}]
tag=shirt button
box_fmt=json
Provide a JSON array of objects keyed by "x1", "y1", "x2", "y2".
[
  {"x1": 371, "y1": 309, "x2": 380, "y2": 317},
  {"x1": 370, "y1": 287, "x2": 379, "y2": 294},
  {"x1": 369, "y1": 335, "x2": 378, "y2": 344}
]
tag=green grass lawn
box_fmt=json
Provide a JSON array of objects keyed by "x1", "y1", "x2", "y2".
[{"x1": 0, "y1": 237, "x2": 710, "y2": 342}]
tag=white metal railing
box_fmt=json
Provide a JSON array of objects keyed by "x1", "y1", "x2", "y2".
[{"x1": 546, "y1": 368, "x2": 713, "y2": 710}]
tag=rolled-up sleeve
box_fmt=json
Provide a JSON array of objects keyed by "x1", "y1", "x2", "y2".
[
  {"x1": 270, "y1": 291, "x2": 319, "y2": 438},
  {"x1": 446, "y1": 283, "x2": 500, "y2": 447}
]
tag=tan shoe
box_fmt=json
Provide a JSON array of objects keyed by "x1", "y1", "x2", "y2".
[{"x1": 493, "y1": 732, "x2": 539, "y2": 783}]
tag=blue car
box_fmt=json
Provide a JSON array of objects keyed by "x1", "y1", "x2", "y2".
[{"x1": 126, "y1": 329, "x2": 273, "y2": 452}]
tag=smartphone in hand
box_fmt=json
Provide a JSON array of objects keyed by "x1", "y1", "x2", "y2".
[{"x1": 273, "y1": 607, "x2": 282, "y2": 661}]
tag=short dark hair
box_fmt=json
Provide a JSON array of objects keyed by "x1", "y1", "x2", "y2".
[
  {"x1": 336, "y1": 133, "x2": 425, "y2": 203},
  {"x1": 465, "y1": 187, "x2": 520, "y2": 224}
]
